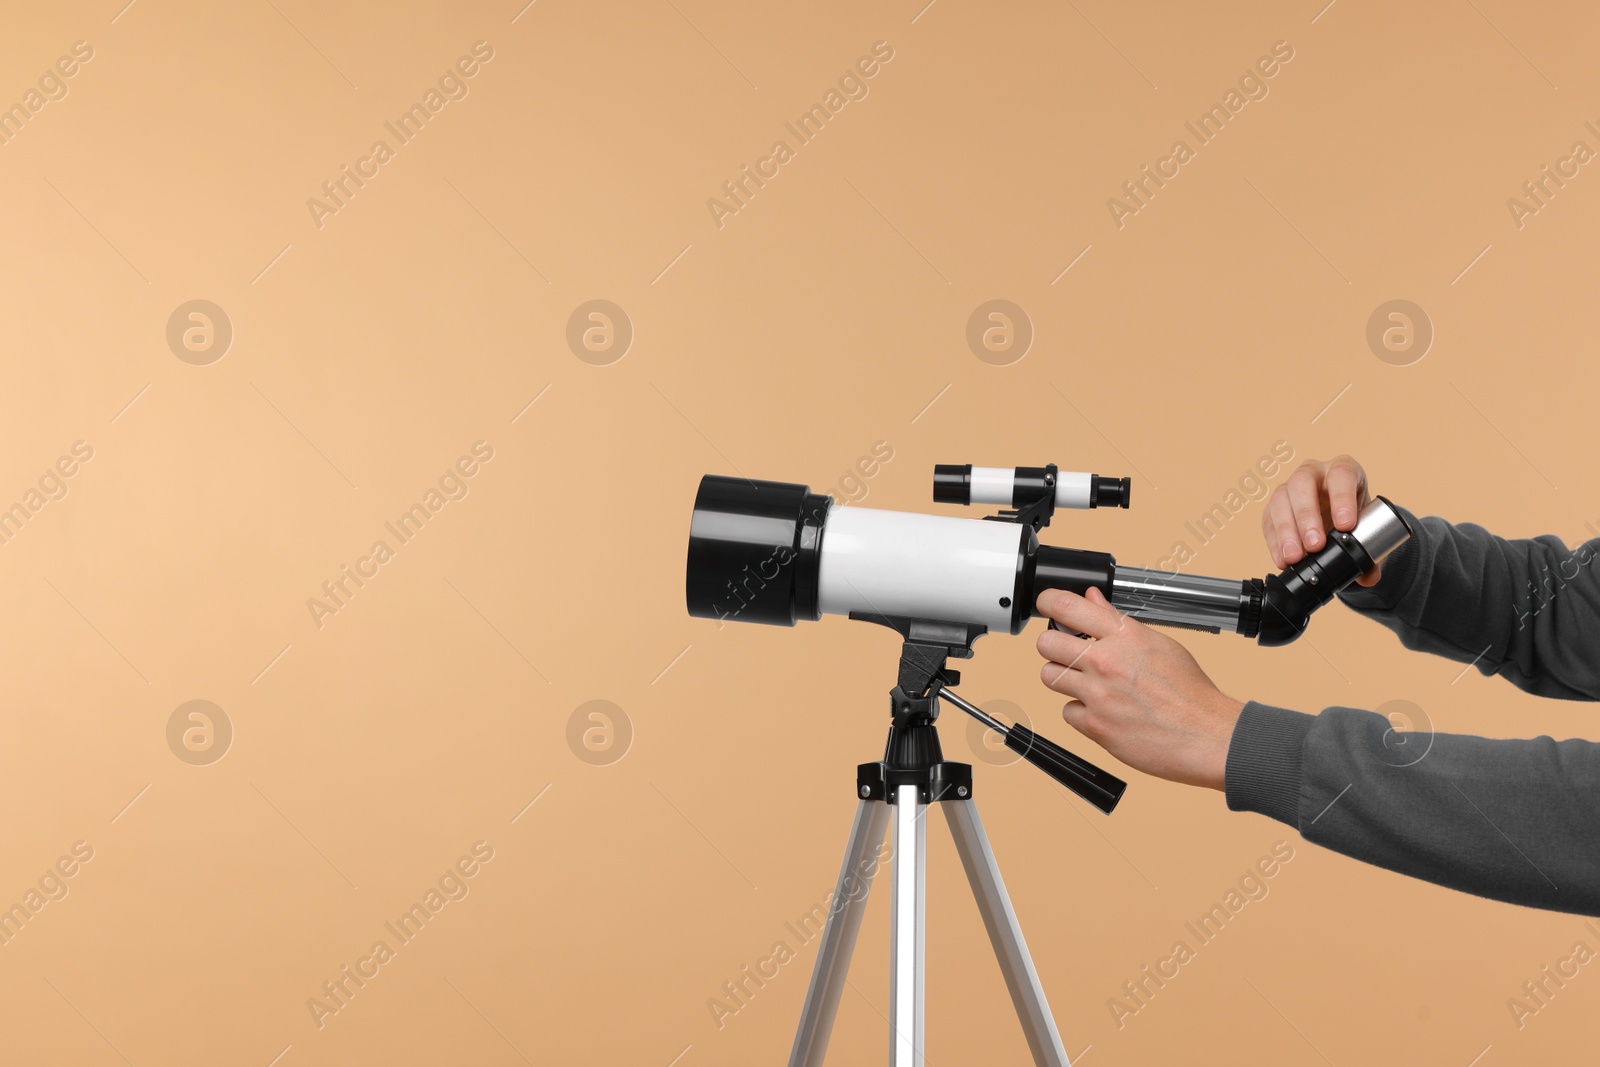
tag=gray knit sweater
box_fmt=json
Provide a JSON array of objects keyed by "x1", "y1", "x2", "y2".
[{"x1": 1225, "y1": 505, "x2": 1600, "y2": 914}]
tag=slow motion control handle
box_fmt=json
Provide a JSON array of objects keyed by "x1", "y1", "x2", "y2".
[{"x1": 937, "y1": 686, "x2": 1127, "y2": 813}]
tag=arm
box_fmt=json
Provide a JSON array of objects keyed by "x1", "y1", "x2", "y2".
[
  {"x1": 1034, "y1": 455, "x2": 1600, "y2": 914},
  {"x1": 1226, "y1": 701, "x2": 1600, "y2": 915},
  {"x1": 1337, "y1": 508, "x2": 1600, "y2": 700},
  {"x1": 1035, "y1": 588, "x2": 1600, "y2": 914},
  {"x1": 1266, "y1": 454, "x2": 1600, "y2": 699}
]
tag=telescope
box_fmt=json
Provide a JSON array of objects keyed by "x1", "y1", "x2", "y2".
[
  {"x1": 682, "y1": 464, "x2": 1411, "y2": 1067},
  {"x1": 686, "y1": 463, "x2": 1412, "y2": 646}
]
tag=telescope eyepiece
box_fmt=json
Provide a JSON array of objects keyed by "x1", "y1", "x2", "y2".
[
  {"x1": 1255, "y1": 496, "x2": 1413, "y2": 646},
  {"x1": 1092, "y1": 475, "x2": 1131, "y2": 509}
]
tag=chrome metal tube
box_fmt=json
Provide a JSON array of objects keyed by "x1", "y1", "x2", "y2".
[
  {"x1": 890, "y1": 784, "x2": 926, "y2": 1066},
  {"x1": 1110, "y1": 566, "x2": 1246, "y2": 633}
]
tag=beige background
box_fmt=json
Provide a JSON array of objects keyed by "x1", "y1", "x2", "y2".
[{"x1": 0, "y1": 0, "x2": 1596, "y2": 1063}]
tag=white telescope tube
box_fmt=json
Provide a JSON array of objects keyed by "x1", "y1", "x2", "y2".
[
  {"x1": 686, "y1": 474, "x2": 1411, "y2": 648},
  {"x1": 815, "y1": 506, "x2": 1025, "y2": 634}
]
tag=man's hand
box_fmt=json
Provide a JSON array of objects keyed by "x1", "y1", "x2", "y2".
[
  {"x1": 1264, "y1": 454, "x2": 1381, "y2": 586},
  {"x1": 1035, "y1": 587, "x2": 1244, "y2": 791}
]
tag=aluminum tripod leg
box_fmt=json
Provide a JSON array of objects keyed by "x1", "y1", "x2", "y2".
[
  {"x1": 889, "y1": 784, "x2": 926, "y2": 1066},
  {"x1": 788, "y1": 798, "x2": 892, "y2": 1067},
  {"x1": 944, "y1": 798, "x2": 1071, "y2": 1067}
]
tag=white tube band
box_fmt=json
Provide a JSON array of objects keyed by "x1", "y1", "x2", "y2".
[
  {"x1": 1055, "y1": 471, "x2": 1092, "y2": 509},
  {"x1": 967, "y1": 466, "x2": 1097, "y2": 509},
  {"x1": 968, "y1": 467, "x2": 1015, "y2": 506},
  {"x1": 816, "y1": 507, "x2": 1022, "y2": 633}
]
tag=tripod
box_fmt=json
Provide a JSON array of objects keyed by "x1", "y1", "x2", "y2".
[{"x1": 787, "y1": 617, "x2": 1126, "y2": 1066}]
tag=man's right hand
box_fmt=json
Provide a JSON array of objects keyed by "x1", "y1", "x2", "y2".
[{"x1": 1262, "y1": 455, "x2": 1382, "y2": 587}]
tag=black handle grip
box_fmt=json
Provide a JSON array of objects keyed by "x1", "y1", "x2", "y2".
[{"x1": 1005, "y1": 724, "x2": 1126, "y2": 814}]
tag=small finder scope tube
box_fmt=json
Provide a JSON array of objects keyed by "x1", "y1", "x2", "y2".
[{"x1": 933, "y1": 464, "x2": 1131, "y2": 511}]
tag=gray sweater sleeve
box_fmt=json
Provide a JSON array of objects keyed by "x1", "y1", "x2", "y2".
[{"x1": 1224, "y1": 506, "x2": 1600, "y2": 914}]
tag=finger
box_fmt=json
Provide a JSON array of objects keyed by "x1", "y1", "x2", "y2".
[
  {"x1": 1285, "y1": 465, "x2": 1327, "y2": 553},
  {"x1": 1324, "y1": 457, "x2": 1364, "y2": 530},
  {"x1": 1263, "y1": 491, "x2": 1298, "y2": 566},
  {"x1": 1036, "y1": 588, "x2": 1123, "y2": 640},
  {"x1": 1354, "y1": 563, "x2": 1382, "y2": 587},
  {"x1": 1083, "y1": 585, "x2": 1133, "y2": 633},
  {"x1": 1040, "y1": 659, "x2": 1090, "y2": 698},
  {"x1": 1037, "y1": 627, "x2": 1094, "y2": 671},
  {"x1": 1060, "y1": 699, "x2": 1089, "y2": 734},
  {"x1": 1261, "y1": 507, "x2": 1281, "y2": 569}
]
